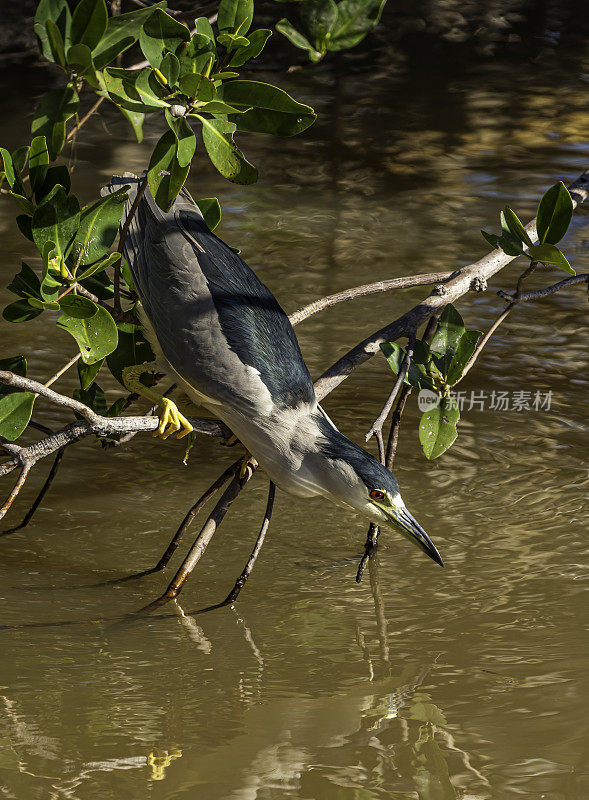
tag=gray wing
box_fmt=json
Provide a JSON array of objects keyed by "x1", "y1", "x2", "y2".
[{"x1": 102, "y1": 175, "x2": 315, "y2": 415}]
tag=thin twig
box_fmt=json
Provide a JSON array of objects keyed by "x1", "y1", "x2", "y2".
[
  {"x1": 43, "y1": 353, "x2": 81, "y2": 389},
  {"x1": 115, "y1": 176, "x2": 148, "y2": 312},
  {"x1": 365, "y1": 332, "x2": 416, "y2": 444},
  {"x1": 458, "y1": 304, "x2": 515, "y2": 382},
  {"x1": 0, "y1": 463, "x2": 32, "y2": 522},
  {"x1": 65, "y1": 97, "x2": 105, "y2": 144},
  {"x1": 499, "y1": 272, "x2": 589, "y2": 303},
  {"x1": 459, "y1": 271, "x2": 589, "y2": 383},
  {"x1": 0, "y1": 450, "x2": 64, "y2": 536}
]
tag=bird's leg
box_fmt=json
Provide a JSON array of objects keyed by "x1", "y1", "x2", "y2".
[{"x1": 122, "y1": 362, "x2": 193, "y2": 440}]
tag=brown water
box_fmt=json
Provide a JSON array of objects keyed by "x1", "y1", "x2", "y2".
[{"x1": 0, "y1": 12, "x2": 588, "y2": 799}]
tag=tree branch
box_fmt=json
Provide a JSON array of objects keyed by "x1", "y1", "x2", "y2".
[
  {"x1": 313, "y1": 169, "x2": 589, "y2": 401},
  {"x1": 288, "y1": 272, "x2": 453, "y2": 326}
]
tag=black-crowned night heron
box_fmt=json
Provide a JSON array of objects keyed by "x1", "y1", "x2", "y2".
[{"x1": 103, "y1": 175, "x2": 443, "y2": 567}]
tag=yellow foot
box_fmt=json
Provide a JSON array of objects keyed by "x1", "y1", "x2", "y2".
[{"x1": 156, "y1": 397, "x2": 194, "y2": 440}]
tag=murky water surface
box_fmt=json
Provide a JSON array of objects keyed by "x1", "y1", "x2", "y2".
[{"x1": 0, "y1": 8, "x2": 588, "y2": 799}]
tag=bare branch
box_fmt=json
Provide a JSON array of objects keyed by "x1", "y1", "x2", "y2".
[
  {"x1": 288, "y1": 272, "x2": 453, "y2": 327},
  {"x1": 115, "y1": 175, "x2": 148, "y2": 312},
  {"x1": 0, "y1": 462, "x2": 32, "y2": 522},
  {"x1": 365, "y1": 332, "x2": 415, "y2": 444},
  {"x1": 498, "y1": 272, "x2": 589, "y2": 303},
  {"x1": 0, "y1": 449, "x2": 64, "y2": 536},
  {"x1": 0, "y1": 370, "x2": 102, "y2": 424},
  {"x1": 313, "y1": 169, "x2": 589, "y2": 401},
  {"x1": 461, "y1": 273, "x2": 589, "y2": 382}
]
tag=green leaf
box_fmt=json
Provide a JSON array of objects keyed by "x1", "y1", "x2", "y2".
[
  {"x1": 103, "y1": 67, "x2": 166, "y2": 113},
  {"x1": 228, "y1": 28, "x2": 272, "y2": 67},
  {"x1": 222, "y1": 80, "x2": 316, "y2": 137},
  {"x1": 73, "y1": 382, "x2": 107, "y2": 416},
  {"x1": 16, "y1": 216, "x2": 34, "y2": 243},
  {"x1": 196, "y1": 197, "x2": 221, "y2": 231},
  {"x1": 9, "y1": 192, "x2": 35, "y2": 215},
  {"x1": 196, "y1": 100, "x2": 242, "y2": 115},
  {"x1": 70, "y1": 190, "x2": 128, "y2": 269},
  {"x1": 31, "y1": 85, "x2": 79, "y2": 159},
  {"x1": 32, "y1": 186, "x2": 80, "y2": 260},
  {"x1": 28, "y1": 297, "x2": 60, "y2": 311},
  {"x1": 139, "y1": 8, "x2": 190, "y2": 69},
  {"x1": 301, "y1": 0, "x2": 338, "y2": 40},
  {"x1": 2, "y1": 300, "x2": 43, "y2": 323},
  {"x1": 45, "y1": 19, "x2": 67, "y2": 67},
  {"x1": 536, "y1": 181, "x2": 573, "y2": 245},
  {"x1": 29, "y1": 136, "x2": 50, "y2": 195},
  {"x1": 165, "y1": 111, "x2": 197, "y2": 167},
  {"x1": 0, "y1": 356, "x2": 27, "y2": 399},
  {"x1": 194, "y1": 16, "x2": 215, "y2": 44},
  {"x1": 75, "y1": 252, "x2": 121, "y2": 282},
  {"x1": 481, "y1": 230, "x2": 501, "y2": 250},
  {"x1": 180, "y1": 73, "x2": 216, "y2": 101},
  {"x1": 419, "y1": 396, "x2": 459, "y2": 460},
  {"x1": 106, "y1": 325, "x2": 154, "y2": 386},
  {"x1": 12, "y1": 147, "x2": 30, "y2": 177},
  {"x1": 276, "y1": 20, "x2": 321, "y2": 60},
  {"x1": 135, "y1": 67, "x2": 171, "y2": 108},
  {"x1": 380, "y1": 341, "x2": 434, "y2": 390},
  {"x1": 93, "y1": 1, "x2": 168, "y2": 70},
  {"x1": 176, "y1": 35, "x2": 215, "y2": 80},
  {"x1": 66, "y1": 43, "x2": 100, "y2": 88},
  {"x1": 527, "y1": 244, "x2": 575, "y2": 274},
  {"x1": 0, "y1": 148, "x2": 15, "y2": 188},
  {"x1": 36, "y1": 165, "x2": 71, "y2": 202},
  {"x1": 57, "y1": 295, "x2": 118, "y2": 364},
  {"x1": 445, "y1": 330, "x2": 481, "y2": 385},
  {"x1": 197, "y1": 116, "x2": 258, "y2": 185},
  {"x1": 117, "y1": 107, "x2": 145, "y2": 143},
  {"x1": 502, "y1": 206, "x2": 533, "y2": 247},
  {"x1": 429, "y1": 305, "x2": 465, "y2": 368},
  {"x1": 159, "y1": 52, "x2": 180, "y2": 87},
  {"x1": 70, "y1": 0, "x2": 107, "y2": 52},
  {"x1": 106, "y1": 397, "x2": 126, "y2": 418},
  {"x1": 217, "y1": 33, "x2": 250, "y2": 50},
  {"x1": 330, "y1": 0, "x2": 387, "y2": 50},
  {"x1": 0, "y1": 392, "x2": 36, "y2": 442},
  {"x1": 6, "y1": 262, "x2": 41, "y2": 299},
  {"x1": 147, "y1": 129, "x2": 190, "y2": 211},
  {"x1": 34, "y1": 0, "x2": 71, "y2": 62},
  {"x1": 39, "y1": 240, "x2": 63, "y2": 302},
  {"x1": 218, "y1": 0, "x2": 254, "y2": 36}
]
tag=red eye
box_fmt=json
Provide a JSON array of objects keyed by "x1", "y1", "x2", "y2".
[{"x1": 370, "y1": 490, "x2": 385, "y2": 500}]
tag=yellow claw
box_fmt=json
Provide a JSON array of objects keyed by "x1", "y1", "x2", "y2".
[{"x1": 155, "y1": 397, "x2": 194, "y2": 440}]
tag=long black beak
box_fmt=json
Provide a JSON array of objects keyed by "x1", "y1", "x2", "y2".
[{"x1": 387, "y1": 506, "x2": 444, "y2": 567}]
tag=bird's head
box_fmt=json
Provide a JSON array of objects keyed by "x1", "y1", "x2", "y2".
[{"x1": 311, "y1": 418, "x2": 443, "y2": 567}]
